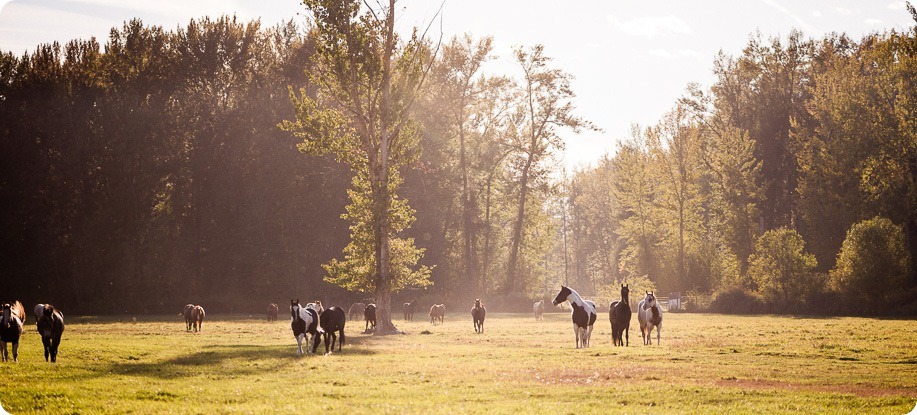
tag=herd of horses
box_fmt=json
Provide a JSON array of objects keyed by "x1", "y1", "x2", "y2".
[
  {"x1": 0, "y1": 285, "x2": 660, "y2": 364},
  {"x1": 279, "y1": 285, "x2": 660, "y2": 355},
  {"x1": 0, "y1": 301, "x2": 65, "y2": 363}
]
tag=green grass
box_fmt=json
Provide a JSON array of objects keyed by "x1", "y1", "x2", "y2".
[{"x1": 1, "y1": 312, "x2": 915, "y2": 414}]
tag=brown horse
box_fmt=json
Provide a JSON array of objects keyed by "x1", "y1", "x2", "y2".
[
  {"x1": 363, "y1": 304, "x2": 377, "y2": 331},
  {"x1": 471, "y1": 299, "x2": 486, "y2": 333},
  {"x1": 192, "y1": 305, "x2": 205, "y2": 332},
  {"x1": 37, "y1": 304, "x2": 64, "y2": 362},
  {"x1": 1, "y1": 301, "x2": 25, "y2": 362},
  {"x1": 267, "y1": 303, "x2": 279, "y2": 322},
  {"x1": 403, "y1": 299, "x2": 417, "y2": 321},
  {"x1": 609, "y1": 284, "x2": 631, "y2": 346},
  {"x1": 429, "y1": 304, "x2": 445, "y2": 325},
  {"x1": 182, "y1": 304, "x2": 194, "y2": 331}
]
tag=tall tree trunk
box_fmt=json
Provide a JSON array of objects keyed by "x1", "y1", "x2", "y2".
[
  {"x1": 373, "y1": 0, "x2": 399, "y2": 335},
  {"x1": 506, "y1": 151, "x2": 534, "y2": 295}
]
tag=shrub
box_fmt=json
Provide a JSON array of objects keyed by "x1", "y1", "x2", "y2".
[
  {"x1": 747, "y1": 228, "x2": 819, "y2": 308},
  {"x1": 829, "y1": 216, "x2": 911, "y2": 310}
]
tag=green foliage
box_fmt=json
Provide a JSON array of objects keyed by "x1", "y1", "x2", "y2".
[
  {"x1": 830, "y1": 216, "x2": 911, "y2": 305},
  {"x1": 747, "y1": 228, "x2": 820, "y2": 307}
]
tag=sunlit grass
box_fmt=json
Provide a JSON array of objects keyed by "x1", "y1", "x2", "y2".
[{"x1": 0, "y1": 313, "x2": 914, "y2": 414}]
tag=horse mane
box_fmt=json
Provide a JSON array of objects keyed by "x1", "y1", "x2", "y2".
[{"x1": 565, "y1": 287, "x2": 596, "y2": 315}]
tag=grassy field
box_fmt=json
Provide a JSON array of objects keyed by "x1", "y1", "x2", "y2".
[{"x1": 0, "y1": 311, "x2": 915, "y2": 414}]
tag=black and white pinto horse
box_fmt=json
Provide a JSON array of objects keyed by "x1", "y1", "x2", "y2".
[
  {"x1": 364, "y1": 303, "x2": 377, "y2": 331},
  {"x1": 637, "y1": 292, "x2": 663, "y2": 345},
  {"x1": 1, "y1": 301, "x2": 25, "y2": 362},
  {"x1": 609, "y1": 284, "x2": 631, "y2": 346},
  {"x1": 37, "y1": 304, "x2": 64, "y2": 362},
  {"x1": 319, "y1": 307, "x2": 346, "y2": 354},
  {"x1": 290, "y1": 300, "x2": 320, "y2": 355},
  {"x1": 471, "y1": 299, "x2": 486, "y2": 333},
  {"x1": 552, "y1": 286, "x2": 597, "y2": 349},
  {"x1": 403, "y1": 299, "x2": 417, "y2": 321}
]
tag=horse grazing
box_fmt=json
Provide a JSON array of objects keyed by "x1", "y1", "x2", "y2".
[
  {"x1": 319, "y1": 307, "x2": 346, "y2": 354},
  {"x1": 638, "y1": 292, "x2": 663, "y2": 345},
  {"x1": 364, "y1": 303, "x2": 377, "y2": 331},
  {"x1": 192, "y1": 305, "x2": 205, "y2": 332},
  {"x1": 37, "y1": 304, "x2": 64, "y2": 362},
  {"x1": 290, "y1": 300, "x2": 320, "y2": 355},
  {"x1": 471, "y1": 299, "x2": 486, "y2": 333},
  {"x1": 609, "y1": 284, "x2": 631, "y2": 346},
  {"x1": 403, "y1": 299, "x2": 417, "y2": 321},
  {"x1": 429, "y1": 304, "x2": 445, "y2": 325},
  {"x1": 348, "y1": 302, "x2": 366, "y2": 321},
  {"x1": 552, "y1": 286, "x2": 597, "y2": 348},
  {"x1": 1, "y1": 301, "x2": 25, "y2": 362},
  {"x1": 182, "y1": 304, "x2": 195, "y2": 331},
  {"x1": 533, "y1": 300, "x2": 545, "y2": 320},
  {"x1": 267, "y1": 303, "x2": 279, "y2": 322}
]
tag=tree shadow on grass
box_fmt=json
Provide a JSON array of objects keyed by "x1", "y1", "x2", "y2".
[{"x1": 105, "y1": 336, "x2": 377, "y2": 379}]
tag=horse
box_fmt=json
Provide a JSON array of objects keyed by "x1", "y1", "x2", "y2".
[
  {"x1": 552, "y1": 286, "x2": 597, "y2": 349},
  {"x1": 609, "y1": 284, "x2": 631, "y2": 346},
  {"x1": 429, "y1": 304, "x2": 445, "y2": 325},
  {"x1": 319, "y1": 307, "x2": 346, "y2": 354},
  {"x1": 403, "y1": 299, "x2": 417, "y2": 321},
  {"x1": 192, "y1": 305, "x2": 205, "y2": 332},
  {"x1": 267, "y1": 303, "x2": 279, "y2": 322},
  {"x1": 533, "y1": 300, "x2": 545, "y2": 320},
  {"x1": 364, "y1": 303, "x2": 377, "y2": 331},
  {"x1": 1, "y1": 301, "x2": 25, "y2": 362},
  {"x1": 34, "y1": 303, "x2": 45, "y2": 323},
  {"x1": 182, "y1": 304, "x2": 194, "y2": 331},
  {"x1": 348, "y1": 302, "x2": 366, "y2": 321},
  {"x1": 36, "y1": 304, "x2": 64, "y2": 362},
  {"x1": 290, "y1": 299, "x2": 320, "y2": 355},
  {"x1": 637, "y1": 291, "x2": 663, "y2": 345},
  {"x1": 471, "y1": 299, "x2": 486, "y2": 333}
]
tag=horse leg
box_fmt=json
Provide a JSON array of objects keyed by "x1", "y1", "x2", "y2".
[
  {"x1": 585, "y1": 325, "x2": 593, "y2": 348},
  {"x1": 339, "y1": 330, "x2": 345, "y2": 351},
  {"x1": 12, "y1": 341, "x2": 18, "y2": 362},
  {"x1": 0, "y1": 340, "x2": 6, "y2": 362},
  {"x1": 296, "y1": 333, "x2": 304, "y2": 355},
  {"x1": 656, "y1": 323, "x2": 661, "y2": 346},
  {"x1": 624, "y1": 326, "x2": 629, "y2": 347}
]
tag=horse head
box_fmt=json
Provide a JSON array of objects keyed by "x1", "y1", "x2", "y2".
[
  {"x1": 1, "y1": 303, "x2": 10, "y2": 328},
  {"x1": 291, "y1": 299, "x2": 301, "y2": 321},
  {"x1": 474, "y1": 299, "x2": 482, "y2": 308},
  {"x1": 621, "y1": 284, "x2": 630, "y2": 304},
  {"x1": 552, "y1": 286, "x2": 572, "y2": 306},
  {"x1": 642, "y1": 292, "x2": 656, "y2": 310}
]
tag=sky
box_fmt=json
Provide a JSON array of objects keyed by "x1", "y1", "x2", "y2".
[{"x1": 1, "y1": 0, "x2": 914, "y2": 170}]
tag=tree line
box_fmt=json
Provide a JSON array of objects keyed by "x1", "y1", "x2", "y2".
[
  {"x1": 2, "y1": 5, "x2": 916, "y2": 316},
  {"x1": 565, "y1": 8, "x2": 917, "y2": 314}
]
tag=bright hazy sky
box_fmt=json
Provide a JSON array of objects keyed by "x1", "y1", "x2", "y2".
[{"x1": 1, "y1": 0, "x2": 914, "y2": 170}]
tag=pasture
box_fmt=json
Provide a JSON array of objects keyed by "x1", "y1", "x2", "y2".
[{"x1": 0, "y1": 312, "x2": 915, "y2": 414}]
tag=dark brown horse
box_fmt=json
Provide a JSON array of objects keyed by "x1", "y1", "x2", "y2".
[
  {"x1": 267, "y1": 303, "x2": 279, "y2": 322},
  {"x1": 182, "y1": 304, "x2": 194, "y2": 331},
  {"x1": 37, "y1": 304, "x2": 64, "y2": 362},
  {"x1": 403, "y1": 299, "x2": 417, "y2": 321},
  {"x1": 319, "y1": 307, "x2": 346, "y2": 354},
  {"x1": 1, "y1": 301, "x2": 25, "y2": 362},
  {"x1": 364, "y1": 303, "x2": 377, "y2": 331},
  {"x1": 471, "y1": 299, "x2": 486, "y2": 333},
  {"x1": 609, "y1": 284, "x2": 631, "y2": 346}
]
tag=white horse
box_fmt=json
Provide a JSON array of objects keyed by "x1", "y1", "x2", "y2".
[
  {"x1": 291, "y1": 300, "x2": 321, "y2": 355},
  {"x1": 637, "y1": 292, "x2": 663, "y2": 345},
  {"x1": 533, "y1": 300, "x2": 545, "y2": 320},
  {"x1": 552, "y1": 286, "x2": 597, "y2": 348}
]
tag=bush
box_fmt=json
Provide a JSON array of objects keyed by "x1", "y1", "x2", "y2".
[
  {"x1": 747, "y1": 228, "x2": 819, "y2": 308},
  {"x1": 710, "y1": 287, "x2": 765, "y2": 314},
  {"x1": 830, "y1": 216, "x2": 912, "y2": 310}
]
